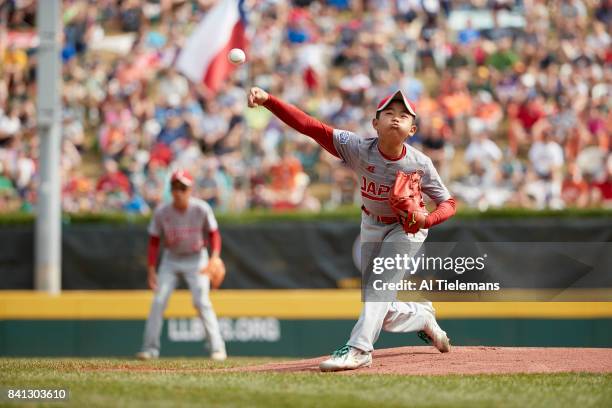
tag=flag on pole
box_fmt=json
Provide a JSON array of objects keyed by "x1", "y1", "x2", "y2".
[{"x1": 176, "y1": 0, "x2": 247, "y2": 92}]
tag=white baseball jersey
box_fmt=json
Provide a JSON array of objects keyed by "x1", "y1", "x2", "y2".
[
  {"x1": 332, "y1": 129, "x2": 451, "y2": 218},
  {"x1": 148, "y1": 197, "x2": 218, "y2": 256}
]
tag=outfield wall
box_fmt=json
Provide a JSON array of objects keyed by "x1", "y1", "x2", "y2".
[
  {"x1": 2, "y1": 218, "x2": 611, "y2": 290},
  {"x1": 1, "y1": 291, "x2": 611, "y2": 357},
  {"x1": 2, "y1": 218, "x2": 611, "y2": 355}
]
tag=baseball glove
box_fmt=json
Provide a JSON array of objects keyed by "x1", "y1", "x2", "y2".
[
  {"x1": 201, "y1": 257, "x2": 226, "y2": 289},
  {"x1": 389, "y1": 170, "x2": 428, "y2": 234}
]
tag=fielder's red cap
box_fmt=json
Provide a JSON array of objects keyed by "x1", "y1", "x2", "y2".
[
  {"x1": 170, "y1": 169, "x2": 194, "y2": 187},
  {"x1": 376, "y1": 90, "x2": 417, "y2": 117}
]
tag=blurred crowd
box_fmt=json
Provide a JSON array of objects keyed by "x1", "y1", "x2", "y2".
[{"x1": 0, "y1": 0, "x2": 610, "y2": 214}]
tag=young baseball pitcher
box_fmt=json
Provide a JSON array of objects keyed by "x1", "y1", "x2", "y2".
[
  {"x1": 136, "y1": 170, "x2": 227, "y2": 361},
  {"x1": 248, "y1": 87, "x2": 456, "y2": 372}
]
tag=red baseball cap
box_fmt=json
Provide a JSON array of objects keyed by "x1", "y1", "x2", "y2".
[
  {"x1": 170, "y1": 169, "x2": 194, "y2": 187},
  {"x1": 376, "y1": 90, "x2": 417, "y2": 117}
]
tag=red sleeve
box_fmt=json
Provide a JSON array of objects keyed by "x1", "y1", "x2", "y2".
[
  {"x1": 263, "y1": 95, "x2": 339, "y2": 158},
  {"x1": 209, "y1": 229, "x2": 221, "y2": 257},
  {"x1": 424, "y1": 198, "x2": 456, "y2": 229},
  {"x1": 147, "y1": 235, "x2": 160, "y2": 267}
]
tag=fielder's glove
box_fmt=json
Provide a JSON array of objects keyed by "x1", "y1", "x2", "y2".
[
  {"x1": 201, "y1": 257, "x2": 226, "y2": 289},
  {"x1": 389, "y1": 170, "x2": 428, "y2": 234}
]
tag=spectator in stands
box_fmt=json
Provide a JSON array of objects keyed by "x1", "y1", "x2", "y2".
[
  {"x1": 562, "y1": 162, "x2": 590, "y2": 208},
  {"x1": 465, "y1": 129, "x2": 503, "y2": 175},
  {"x1": 451, "y1": 128, "x2": 512, "y2": 209},
  {"x1": 97, "y1": 159, "x2": 131, "y2": 196},
  {"x1": 197, "y1": 161, "x2": 221, "y2": 209},
  {"x1": 527, "y1": 125, "x2": 565, "y2": 208},
  {"x1": 592, "y1": 155, "x2": 612, "y2": 208},
  {"x1": 1, "y1": 0, "x2": 610, "y2": 214}
]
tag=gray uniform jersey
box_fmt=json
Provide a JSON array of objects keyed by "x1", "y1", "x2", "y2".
[
  {"x1": 148, "y1": 197, "x2": 218, "y2": 256},
  {"x1": 332, "y1": 129, "x2": 451, "y2": 218}
]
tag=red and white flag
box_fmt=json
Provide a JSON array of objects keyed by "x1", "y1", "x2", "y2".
[{"x1": 176, "y1": 0, "x2": 248, "y2": 92}]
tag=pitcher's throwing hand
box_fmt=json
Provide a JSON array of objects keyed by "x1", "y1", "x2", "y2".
[{"x1": 248, "y1": 87, "x2": 269, "y2": 108}]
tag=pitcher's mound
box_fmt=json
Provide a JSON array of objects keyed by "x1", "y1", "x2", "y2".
[{"x1": 238, "y1": 346, "x2": 612, "y2": 375}]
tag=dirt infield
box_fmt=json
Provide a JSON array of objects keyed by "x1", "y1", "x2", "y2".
[{"x1": 236, "y1": 346, "x2": 612, "y2": 375}]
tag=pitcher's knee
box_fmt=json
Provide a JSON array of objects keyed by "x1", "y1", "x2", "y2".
[
  {"x1": 193, "y1": 299, "x2": 212, "y2": 310},
  {"x1": 152, "y1": 295, "x2": 168, "y2": 307}
]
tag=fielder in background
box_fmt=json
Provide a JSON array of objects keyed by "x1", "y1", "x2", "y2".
[
  {"x1": 136, "y1": 170, "x2": 227, "y2": 361},
  {"x1": 248, "y1": 87, "x2": 456, "y2": 372}
]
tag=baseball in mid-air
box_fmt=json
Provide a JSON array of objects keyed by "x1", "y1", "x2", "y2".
[{"x1": 228, "y1": 48, "x2": 246, "y2": 65}]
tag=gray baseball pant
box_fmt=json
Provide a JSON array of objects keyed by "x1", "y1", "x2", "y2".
[
  {"x1": 347, "y1": 213, "x2": 437, "y2": 352},
  {"x1": 141, "y1": 250, "x2": 225, "y2": 356}
]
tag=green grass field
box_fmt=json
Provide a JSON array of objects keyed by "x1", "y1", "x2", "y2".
[{"x1": 1, "y1": 358, "x2": 611, "y2": 408}]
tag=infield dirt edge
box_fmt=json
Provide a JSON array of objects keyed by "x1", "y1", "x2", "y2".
[{"x1": 231, "y1": 346, "x2": 612, "y2": 376}]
